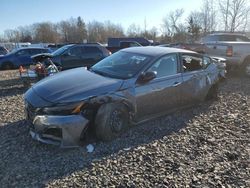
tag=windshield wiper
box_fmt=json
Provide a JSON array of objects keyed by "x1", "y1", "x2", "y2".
[{"x1": 90, "y1": 68, "x2": 109, "y2": 77}]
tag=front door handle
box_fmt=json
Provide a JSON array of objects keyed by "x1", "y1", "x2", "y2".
[{"x1": 173, "y1": 82, "x2": 181, "y2": 87}]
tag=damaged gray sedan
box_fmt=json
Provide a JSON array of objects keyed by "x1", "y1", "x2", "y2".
[{"x1": 24, "y1": 47, "x2": 225, "y2": 147}]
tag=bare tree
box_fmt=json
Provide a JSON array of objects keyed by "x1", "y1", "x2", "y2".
[
  {"x1": 162, "y1": 9, "x2": 187, "y2": 42},
  {"x1": 219, "y1": 0, "x2": 250, "y2": 32},
  {"x1": 87, "y1": 21, "x2": 106, "y2": 43},
  {"x1": 163, "y1": 9, "x2": 185, "y2": 36},
  {"x1": 187, "y1": 14, "x2": 202, "y2": 42},
  {"x1": 58, "y1": 17, "x2": 87, "y2": 43},
  {"x1": 4, "y1": 29, "x2": 20, "y2": 42},
  {"x1": 127, "y1": 23, "x2": 142, "y2": 37},
  {"x1": 76, "y1": 16, "x2": 87, "y2": 43},
  {"x1": 18, "y1": 26, "x2": 33, "y2": 42},
  {"x1": 87, "y1": 20, "x2": 124, "y2": 43},
  {"x1": 59, "y1": 20, "x2": 71, "y2": 42},
  {"x1": 200, "y1": 0, "x2": 217, "y2": 33},
  {"x1": 33, "y1": 22, "x2": 59, "y2": 43},
  {"x1": 148, "y1": 27, "x2": 158, "y2": 41},
  {"x1": 103, "y1": 21, "x2": 125, "y2": 38}
]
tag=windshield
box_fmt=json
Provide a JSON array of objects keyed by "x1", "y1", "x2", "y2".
[
  {"x1": 91, "y1": 51, "x2": 152, "y2": 79},
  {"x1": 7, "y1": 48, "x2": 20, "y2": 55},
  {"x1": 51, "y1": 44, "x2": 74, "y2": 56}
]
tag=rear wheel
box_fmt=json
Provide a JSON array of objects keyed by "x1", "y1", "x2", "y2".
[
  {"x1": 95, "y1": 103, "x2": 129, "y2": 141},
  {"x1": 206, "y1": 83, "x2": 218, "y2": 100},
  {"x1": 2, "y1": 62, "x2": 14, "y2": 70},
  {"x1": 243, "y1": 61, "x2": 250, "y2": 77}
]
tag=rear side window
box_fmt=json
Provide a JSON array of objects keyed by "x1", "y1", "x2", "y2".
[
  {"x1": 182, "y1": 54, "x2": 203, "y2": 72},
  {"x1": 42, "y1": 49, "x2": 50, "y2": 53},
  {"x1": 85, "y1": 46, "x2": 102, "y2": 54},
  {"x1": 16, "y1": 49, "x2": 29, "y2": 56},
  {"x1": 68, "y1": 46, "x2": 83, "y2": 56},
  {"x1": 30, "y1": 49, "x2": 43, "y2": 55}
]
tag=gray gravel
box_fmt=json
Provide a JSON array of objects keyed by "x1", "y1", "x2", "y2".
[{"x1": 0, "y1": 70, "x2": 249, "y2": 188}]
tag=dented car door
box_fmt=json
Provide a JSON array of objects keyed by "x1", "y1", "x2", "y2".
[
  {"x1": 180, "y1": 53, "x2": 210, "y2": 105},
  {"x1": 135, "y1": 54, "x2": 182, "y2": 122}
]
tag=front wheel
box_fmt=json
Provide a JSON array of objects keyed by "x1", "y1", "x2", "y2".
[{"x1": 95, "y1": 103, "x2": 129, "y2": 141}]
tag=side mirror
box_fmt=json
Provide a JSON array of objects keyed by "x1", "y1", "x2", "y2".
[{"x1": 137, "y1": 71, "x2": 157, "y2": 83}]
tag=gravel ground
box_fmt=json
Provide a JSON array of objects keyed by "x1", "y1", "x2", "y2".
[{"x1": 0, "y1": 70, "x2": 249, "y2": 188}]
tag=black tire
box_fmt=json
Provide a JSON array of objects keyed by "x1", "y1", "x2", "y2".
[
  {"x1": 206, "y1": 83, "x2": 218, "y2": 100},
  {"x1": 1, "y1": 62, "x2": 13, "y2": 70},
  {"x1": 95, "y1": 103, "x2": 129, "y2": 141}
]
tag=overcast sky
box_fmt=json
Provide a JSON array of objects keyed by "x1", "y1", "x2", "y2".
[{"x1": 0, "y1": 0, "x2": 203, "y2": 35}]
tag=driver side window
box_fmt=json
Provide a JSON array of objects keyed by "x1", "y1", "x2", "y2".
[
  {"x1": 148, "y1": 54, "x2": 178, "y2": 78},
  {"x1": 68, "y1": 47, "x2": 83, "y2": 56},
  {"x1": 16, "y1": 50, "x2": 28, "y2": 56}
]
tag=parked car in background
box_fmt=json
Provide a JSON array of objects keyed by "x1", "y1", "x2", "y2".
[
  {"x1": 0, "y1": 47, "x2": 51, "y2": 70},
  {"x1": 50, "y1": 43, "x2": 111, "y2": 70},
  {"x1": 47, "y1": 43, "x2": 67, "y2": 52},
  {"x1": 24, "y1": 46, "x2": 224, "y2": 147},
  {"x1": 0, "y1": 46, "x2": 8, "y2": 56},
  {"x1": 106, "y1": 41, "x2": 142, "y2": 53},
  {"x1": 201, "y1": 33, "x2": 250, "y2": 76},
  {"x1": 108, "y1": 37, "x2": 153, "y2": 47},
  {"x1": 201, "y1": 32, "x2": 250, "y2": 43},
  {"x1": 159, "y1": 43, "x2": 206, "y2": 54},
  {"x1": 161, "y1": 33, "x2": 250, "y2": 76}
]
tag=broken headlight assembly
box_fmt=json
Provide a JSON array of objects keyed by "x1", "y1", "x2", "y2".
[{"x1": 42, "y1": 102, "x2": 85, "y2": 115}]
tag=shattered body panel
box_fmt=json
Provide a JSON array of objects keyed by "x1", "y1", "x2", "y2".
[
  {"x1": 30, "y1": 115, "x2": 88, "y2": 147},
  {"x1": 24, "y1": 47, "x2": 224, "y2": 147}
]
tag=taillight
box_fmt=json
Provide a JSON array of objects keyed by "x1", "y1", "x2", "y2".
[{"x1": 226, "y1": 46, "x2": 233, "y2": 57}]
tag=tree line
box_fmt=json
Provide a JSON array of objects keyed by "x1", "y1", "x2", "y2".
[{"x1": 0, "y1": 0, "x2": 249, "y2": 44}]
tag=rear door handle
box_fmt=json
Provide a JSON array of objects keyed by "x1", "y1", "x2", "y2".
[{"x1": 173, "y1": 82, "x2": 181, "y2": 87}]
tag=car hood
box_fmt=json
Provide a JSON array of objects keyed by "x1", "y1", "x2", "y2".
[
  {"x1": 0, "y1": 54, "x2": 9, "y2": 60},
  {"x1": 30, "y1": 68, "x2": 124, "y2": 104}
]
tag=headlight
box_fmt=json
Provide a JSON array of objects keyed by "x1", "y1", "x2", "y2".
[{"x1": 43, "y1": 102, "x2": 85, "y2": 115}]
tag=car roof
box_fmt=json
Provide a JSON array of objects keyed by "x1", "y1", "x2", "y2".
[
  {"x1": 121, "y1": 46, "x2": 197, "y2": 57},
  {"x1": 208, "y1": 33, "x2": 246, "y2": 36},
  {"x1": 72, "y1": 43, "x2": 103, "y2": 47},
  {"x1": 17, "y1": 47, "x2": 48, "y2": 50}
]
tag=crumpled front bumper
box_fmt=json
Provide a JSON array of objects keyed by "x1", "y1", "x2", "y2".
[{"x1": 29, "y1": 115, "x2": 89, "y2": 148}]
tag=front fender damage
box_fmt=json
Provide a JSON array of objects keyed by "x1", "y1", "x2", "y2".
[
  {"x1": 29, "y1": 89, "x2": 135, "y2": 148},
  {"x1": 30, "y1": 115, "x2": 88, "y2": 148}
]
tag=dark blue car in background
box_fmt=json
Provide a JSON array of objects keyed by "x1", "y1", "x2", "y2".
[{"x1": 0, "y1": 47, "x2": 51, "y2": 69}]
